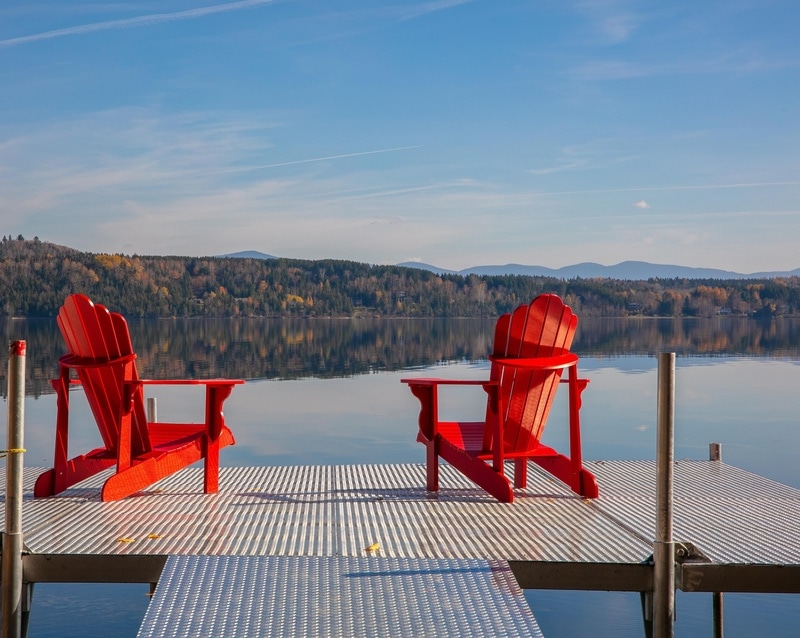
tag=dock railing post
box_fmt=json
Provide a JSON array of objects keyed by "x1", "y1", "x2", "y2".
[
  {"x1": 146, "y1": 397, "x2": 157, "y2": 423},
  {"x1": 2, "y1": 341, "x2": 26, "y2": 638},
  {"x1": 654, "y1": 352, "x2": 676, "y2": 638},
  {"x1": 709, "y1": 443, "x2": 723, "y2": 638}
]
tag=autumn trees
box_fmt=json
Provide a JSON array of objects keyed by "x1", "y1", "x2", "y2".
[{"x1": 2, "y1": 237, "x2": 800, "y2": 318}]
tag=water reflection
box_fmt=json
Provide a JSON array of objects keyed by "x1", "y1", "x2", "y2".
[
  {"x1": 2, "y1": 316, "x2": 800, "y2": 397},
  {"x1": 579, "y1": 317, "x2": 800, "y2": 358},
  {"x1": 4, "y1": 316, "x2": 800, "y2": 638}
]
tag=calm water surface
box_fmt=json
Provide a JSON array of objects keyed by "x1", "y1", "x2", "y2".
[{"x1": 2, "y1": 317, "x2": 799, "y2": 637}]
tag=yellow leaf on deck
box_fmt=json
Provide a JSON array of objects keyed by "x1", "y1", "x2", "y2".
[
  {"x1": 116, "y1": 537, "x2": 136, "y2": 543},
  {"x1": 147, "y1": 533, "x2": 162, "y2": 539},
  {"x1": 364, "y1": 542, "x2": 380, "y2": 553}
]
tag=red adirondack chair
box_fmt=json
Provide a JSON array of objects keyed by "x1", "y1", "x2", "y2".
[
  {"x1": 34, "y1": 294, "x2": 244, "y2": 501},
  {"x1": 402, "y1": 294, "x2": 598, "y2": 502}
]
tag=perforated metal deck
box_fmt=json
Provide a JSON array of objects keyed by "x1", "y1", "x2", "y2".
[
  {"x1": 5, "y1": 460, "x2": 800, "y2": 636},
  {"x1": 138, "y1": 556, "x2": 544, "y2": 638},
  {"x1": 11, "y1": 463, "x2": 653, "y2": 561}
]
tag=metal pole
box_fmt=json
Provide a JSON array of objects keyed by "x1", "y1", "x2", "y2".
[
  {"x1": 2, "y1": 341, "x2": 26, "y2": 638},
  {"x1": 710, "y1": 443, "x2": 724, "y2": 638},
  {"x1": 713, "y1": 590, "x2": 724, "y2": 638},
  {"x1": 146, "y1": 397, "x2": 157, "y2": 423},
  {"x1": 654, "y1": 352, "x2": 675, "y2": 638}
]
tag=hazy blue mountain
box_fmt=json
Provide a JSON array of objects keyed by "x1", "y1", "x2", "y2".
[
  {"x1": 396, "y1": 261, "x2": 458, "y2": 275},
  {"x1": 219, "y1": 250, "x2": 277, "y2": 260},
  {"x1": 397, "y1": 260, "x2": 800, "y2": 280}
]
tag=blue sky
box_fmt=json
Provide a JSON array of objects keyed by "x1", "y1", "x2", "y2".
[{"x1": 1, "y1": 1, "x2": 798, "y2": 272}]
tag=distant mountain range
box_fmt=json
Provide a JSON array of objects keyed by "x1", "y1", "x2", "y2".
[
  {"x1": 220, "y1": 250, "x2": 277, "y2": 260},
  {"x1": 222, "y1": 252, "x2": 799, "y2": 281},
  {"x1": 396, "y1": 260, "x2": 800, "y2": 281}
]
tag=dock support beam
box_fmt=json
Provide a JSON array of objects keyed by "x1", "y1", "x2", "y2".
[
  {"x1": 2, "y1": 341, "x2": 27, "y2": 638},
  {"x1": 654, "y1": 352, "x2": 676, "y2": 638}
]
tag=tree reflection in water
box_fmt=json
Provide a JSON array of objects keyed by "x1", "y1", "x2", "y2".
[{"x1": 3, "y1": 316, "x2": 800, "y2": 398}]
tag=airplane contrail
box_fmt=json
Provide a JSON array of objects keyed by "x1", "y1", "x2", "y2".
[
  {"x1": 0, "y1": 0, "x2": 278, "y2": 49},
  {"x1": 219, "y1": 145, "x2": 423, "y2": 173},
  {"x1": 0, "y1": 0, "x2": 477, "y2": 49},
  {"x1": 543, "y1": 181, "x2": 800, "y2": 196}
]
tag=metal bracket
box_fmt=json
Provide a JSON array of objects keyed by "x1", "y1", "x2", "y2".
[
  {"x1": 675, "y1": 541, "x2": 711, "y2": 564},
  {"x1": 641, "y1": 541, "x2": 712, "y2": 635}
]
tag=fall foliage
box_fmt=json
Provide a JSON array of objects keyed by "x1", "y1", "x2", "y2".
[{"x1": 2, "y1": 236, "x2": 799, "y2": 318}]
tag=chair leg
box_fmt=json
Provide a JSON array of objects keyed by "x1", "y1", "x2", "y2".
[
  {"x1": 34, "y1": 455, "x2": 115, "y2": 498},
  {"x1": 101, "y1": 443, "x2": 203, "y2": 501},
  {"x1": 51, "y1": 373, "x2": 71, "y2": 494},
  {"x1": 437, "y1": 438, "x2": 514, "y2": 502},
  {"x1": 514, "y1": 458, "x2": 528, "y2": 489},
  {"x1": 204, "y1": 436, "x2": 220, "y2": 493},
  {"x1": 426, "y1": 438, "x2": 440, "y2": 492},
  {"x1": 532, "y1": 454, "x2": 599, "y2": 498}
]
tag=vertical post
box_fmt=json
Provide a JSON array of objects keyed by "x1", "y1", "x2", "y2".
[
  {"x1": 146, "y1": 397, "x2": 157, "y2": 423},
  {"x1": 712, "y1": 591, "x2": 724, "y2": 638},
  {"x1": 709, "y1": 443, "x2": 724, "y2": 638},
  {"x1": 654, "y1": 352, "x2": 675, "y2": 638},
  {"x1": 2, "y1": 341, "x2": 26, "y2": 638}
]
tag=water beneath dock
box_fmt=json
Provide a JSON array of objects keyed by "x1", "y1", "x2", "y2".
[{"x1": 2, "y1": 316, "x2": 798, "y2": 636}]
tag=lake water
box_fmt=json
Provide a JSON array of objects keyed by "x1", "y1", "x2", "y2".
[{"x1": 2, "y1": 316, "x2": 800, "y2": 636}]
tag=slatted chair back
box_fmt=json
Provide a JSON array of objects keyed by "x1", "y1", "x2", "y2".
[
  {"x1": 57, "y1": 293, "x2": 152, "y2": 457},
  {"x1": 488, "y1": 294, "x2": 577, "y2": 455}
]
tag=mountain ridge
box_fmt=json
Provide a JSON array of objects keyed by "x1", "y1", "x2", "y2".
[
  {"x1": 396, "y1": 260, "x2": 800, "y2": 280},
  {"x1": 219, "y1": 250, "x2": 277, "y2": 260},
  {"x1": 216, "y1": 250, "x2": 800, "y2": 281}
]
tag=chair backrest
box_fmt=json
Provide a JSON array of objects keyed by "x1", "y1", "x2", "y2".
[
  {"x1": 488, "y1": 294, "x2": 578, "y2": 454},
  {"x1": 57, "y1": 294, "x2": 152, "y2": 456}
]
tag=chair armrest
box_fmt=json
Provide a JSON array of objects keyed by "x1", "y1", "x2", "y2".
[
  {"x1": 402, "y1": 378, "x2": 498, "y2": 443},
  {"x1": 59, "y1": 353, "x2": 137, "y2": 369},
  {"x1": 137, "y1": 379, "x2": 245, "y2": 387},
  {"x1": 130, "y1": 379, "x2": 243, "y2": 441},
  {"x1": 401, "y1": 377, "x2": 498, "y2": 405},
  {"x1": 489, "y1": 351, "x2": 578, "y2": 371},
  {"x1": 401, "y1": 378, "x2": 491, "y2": 387}
]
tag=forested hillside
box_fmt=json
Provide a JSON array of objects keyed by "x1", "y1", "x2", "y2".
[{"x1": 2, "y1": 236, "x2": 799, "y2": 318}]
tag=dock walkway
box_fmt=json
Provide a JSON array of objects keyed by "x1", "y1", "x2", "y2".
[{"x1": 5, "y1": 459, "x2": 800, "y2": 636}]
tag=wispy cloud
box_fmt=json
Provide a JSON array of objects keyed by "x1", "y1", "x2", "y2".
[
  {"x1": 634, "y1": 199, "x2": 649, "y2": 209},
  {"x1": 0, "y1": 0, "x2": 481, "y2": 50},
  {"x1": 545, "y1": 181, "x2": 800, "y2": 196},
  {"x1": 0, "y1": 0, "x2": 279, "y2": 49},
  {"x1": 598, "y1": 13, "x2": 641, "y2": 44},
  {"x1": 220, "y1": 146, "x2": 423, "y2": 174},
  {"x1": 572, "y1": 1, "x2": 644, "y2": 45},
  {"x1": 398, "y1": 0, "x2": 479, "y2": 21},
  {"x1": 573, "y1": 47, "x2": 800, "y2": 82},
  {"x1": 529, "y1": 141, "x2": 637, "y2": 175}
]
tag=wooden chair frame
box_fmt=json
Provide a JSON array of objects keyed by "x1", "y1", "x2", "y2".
[
  {"x1": 402, "y1": 294, "x2": 599, "y2": 502},
  {"x1": 34, "y1": 294, "x2": 243, "y2": 501}
]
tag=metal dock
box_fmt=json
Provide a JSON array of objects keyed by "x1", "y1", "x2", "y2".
[{"x1": 4, "y1": 458, "x2": 800, "y2": 636}]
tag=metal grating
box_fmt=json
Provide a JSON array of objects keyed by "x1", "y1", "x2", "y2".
[
  {"x1": 4, "y1": 461, "x2": 800, "y2": 566},
  {"x1": 587, "y1": 460, "x2": 800, "y2": 564},
  {"x1": 137, "y1": 556, "x2": 544, "y2": 638},
  {"x1": 6, "y1": 460, "x2": 800, "y2": 636},
  {"x1": 6, "y1": 463, "x2": 651, "y2": 563}
]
